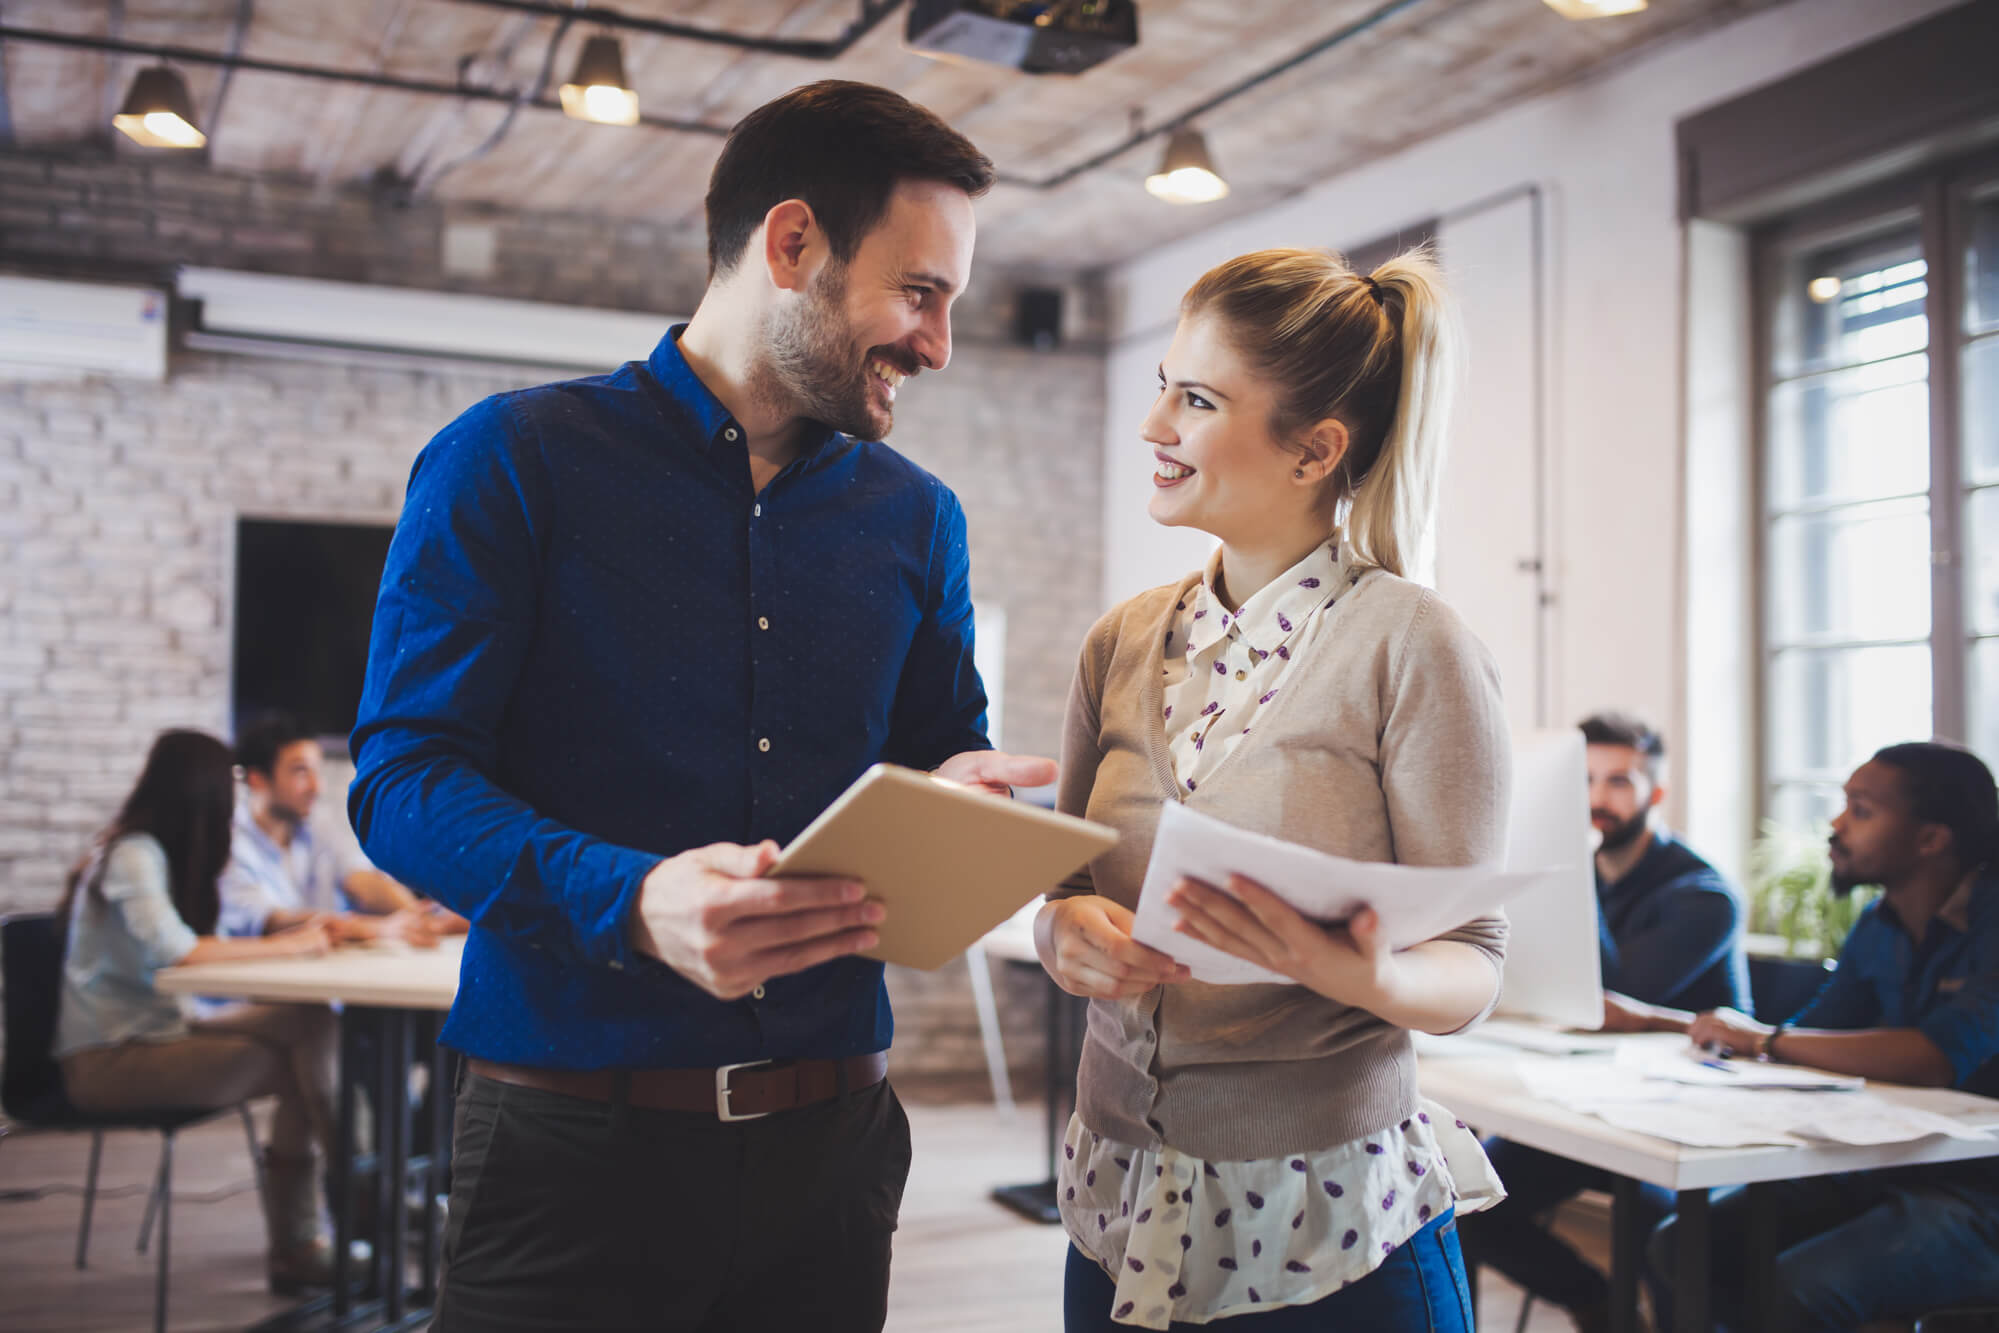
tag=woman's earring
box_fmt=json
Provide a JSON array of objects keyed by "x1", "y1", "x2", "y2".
[{"x1": 1293, "y1": 467, "x2": 1306, "y2": 479}]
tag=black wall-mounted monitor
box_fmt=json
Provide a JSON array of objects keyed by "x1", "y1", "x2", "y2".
[{"x1": 231, "y1": 517, "x2": 394, "y2": 746}]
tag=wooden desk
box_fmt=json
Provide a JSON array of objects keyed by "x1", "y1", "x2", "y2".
[
  {"x1": 1419, "y1": 1034, "x2": 1999, "y2": 1332},
  {"x1": 158, "y1": 939, "x2": 465, "y2": 1332}
]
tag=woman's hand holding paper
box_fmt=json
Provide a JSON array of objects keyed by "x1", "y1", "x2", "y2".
[
  {"x1": 1036, "y1": 895, "x2": 1191, "y2": 999},
  {"x1": 1167, "y1": 874, "x2": 1395, "y2": 1008}
]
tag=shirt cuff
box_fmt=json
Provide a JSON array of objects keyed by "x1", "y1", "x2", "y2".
[{"x1": 574, "y1": 843, "x2": 662, "y2": 970}]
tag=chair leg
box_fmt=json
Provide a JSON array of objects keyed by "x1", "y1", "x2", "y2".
[
  {"x1": 138, "y1": 1138, "x2": 168, "y2": 1254},
  {"x1": 238, "y1": 1102, "x2": 268, "y2": 1220},
  {"x1": 76, "y1": 1130, "x2": 105, "y2": 1270},
  {"x1": 1514, "y1": 1293, "x2": 1535, "y2": 1333},
  {"x1": 153, "y1": 1132, "x2": 173, "y2": 1333}
]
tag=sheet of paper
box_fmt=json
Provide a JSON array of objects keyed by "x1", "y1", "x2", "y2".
[
  {"x1": 1130, "y1": 801, "x2": 1570, "y2": 985},
  {"x1": 1471, "y1": 1019, "x2": 1620, "y2": 1056},
  {"x1": 1612, "y1": 1041, "x2": 1865, "y2": 1091},
  {"x1": 1592, "y1": 1103, "x2": 1808, "y2": 1148}
]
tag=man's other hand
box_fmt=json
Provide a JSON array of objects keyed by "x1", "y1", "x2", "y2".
[{"x1": 935, "y1": 750, "x2": 1058, "y2": 798}]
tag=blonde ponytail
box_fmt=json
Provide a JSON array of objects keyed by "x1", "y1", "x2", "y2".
[{"x1": 1180, "y1": 246, "x2": 1464, "y2": 581}]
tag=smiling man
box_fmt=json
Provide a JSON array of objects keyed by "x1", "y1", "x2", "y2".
[{"x1": 348, "y1": 81, "x2": 1051, "y2": 1332}]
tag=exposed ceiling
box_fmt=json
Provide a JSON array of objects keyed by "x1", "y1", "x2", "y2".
[{"x1": 1, "y1": 0, "x2": 1786, "y2": 271}]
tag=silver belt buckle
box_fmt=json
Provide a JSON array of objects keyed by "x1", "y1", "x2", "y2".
[{"x1": 715, "y1": 1059, "x2": 774, "y2": 1122}]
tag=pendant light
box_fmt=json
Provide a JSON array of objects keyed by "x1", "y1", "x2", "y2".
[
  {"x1": 1542, "y1": 0, "x2": 1647, "y2": 17},
  {"x1": 1145, "y1": 127, "x2": 1229, "y2": 205},
  {"x1": 559, "y1": 34, "x2": 639, "y2": 126},
  {"x1": 111, "y1": 66, "x2": 207, "y2": 149}
]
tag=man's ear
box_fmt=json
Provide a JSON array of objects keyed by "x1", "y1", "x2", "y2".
[
  {"x1": 1915, "y1": 821, "x2": 1956, "y2": 863},
  {"x1": 1646, "y1": 781, "x2": 1668, "y2": 811},
  {"x1": 761, "y1": 199, "x2": 824, "y2": 294}
]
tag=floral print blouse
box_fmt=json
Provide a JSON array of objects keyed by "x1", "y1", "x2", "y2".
[{"x1": 1059, "y1": 539, "x2": 1505, "y2": 1328}]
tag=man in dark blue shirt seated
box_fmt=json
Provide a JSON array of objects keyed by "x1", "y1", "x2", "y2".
[
  {"x1": 1460, "y1": 711, "x2": 1749, "y2": 1333},
  {"x1": 348, "y1": 82, "x2": 1052, "y2": 1333},
  {"x1": 1650, "y1": 741, "x2": 1999, "y2": 1331}
]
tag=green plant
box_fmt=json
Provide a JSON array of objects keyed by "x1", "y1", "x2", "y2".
[{"x1": 1746, "y1": 819, "x2": 1876, "y2": 961}]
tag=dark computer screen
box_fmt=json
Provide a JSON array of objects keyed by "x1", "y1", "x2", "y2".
[{"x1": 231, "y1": 517, "x2": 394, "y2": 745}]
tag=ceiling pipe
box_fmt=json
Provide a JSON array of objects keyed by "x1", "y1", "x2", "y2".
[
  {"x1": 0, "y1": 0, "x2": 1428, "y2": 193},
  {"x1": 444, "y1": 0, "x2": 904, "y2": 61},
  {"x1": 0, "y1": 24, "x2": 733, "y2": 138}
]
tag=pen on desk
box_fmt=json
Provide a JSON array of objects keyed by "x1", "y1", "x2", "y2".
[{"x1": 1696, "y1": 1040, "x2": 1738, "y2": 1072}]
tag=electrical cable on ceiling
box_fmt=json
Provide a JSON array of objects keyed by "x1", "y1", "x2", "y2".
[{"x1": 415, "y1": 11, "x2": 573, "y2": 194}]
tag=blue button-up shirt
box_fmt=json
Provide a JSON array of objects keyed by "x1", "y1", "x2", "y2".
[
  {"x1": 1796, "y1": 869, "x2": 1999, "y2": 1097},
  {"x1": 1596, "y1": 829, "x2": 1749, "y2": 1013},
  {"x1": 349, "y1": 328, "x2": 990, "y2": 1070}
]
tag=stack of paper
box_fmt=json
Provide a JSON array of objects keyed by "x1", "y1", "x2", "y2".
[{"x1": 1130, "y1": 802, "x2": 1566, "y2": 985}]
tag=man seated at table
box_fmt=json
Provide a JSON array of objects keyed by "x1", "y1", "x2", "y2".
[
  {"x1": 220, "y1": 712, "x2": 465, "y2": 944},
  {"x1": 1459, "y1": 711, "x2": 1749, "y2": 1333},
  {"x1": 1649, "y1": 740, "x2": 1999, "y2": 1331}
]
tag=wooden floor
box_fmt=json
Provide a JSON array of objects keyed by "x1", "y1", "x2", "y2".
[{"x1": 0, "y1": 1093, "x2": 1589, "y2": 1332}]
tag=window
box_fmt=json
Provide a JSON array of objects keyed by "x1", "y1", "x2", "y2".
[{"x1": 1758, "y1": 154, "x2": 1999, "y2": 826}]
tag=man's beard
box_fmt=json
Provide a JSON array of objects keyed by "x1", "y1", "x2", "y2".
[
  {"x1": 754, "y1": 261, "x2": 893, "y2": 441},
  {"x1": 1593, "y1": 807, "x2": 1650, "y2": 852}
]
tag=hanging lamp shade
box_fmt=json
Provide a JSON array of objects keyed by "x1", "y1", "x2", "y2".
[
  {"x1": 111, "y1": 66, "x2": 206, "y2": 149},
  {"x1": 1145, "y1": 128, "x2": 1229, "y2": 205},
  {"x1": 1541, "y1": 0, "x2": 1647, "y2": 17},
  {"x1": 559, "y1": 35, "x2": 640, "y2": 126}
]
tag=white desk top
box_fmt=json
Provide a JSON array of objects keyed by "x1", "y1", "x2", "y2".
[
  {"x1": 1419, "y1": 1032, "x2": 1999, "y2": 1192},
  {"x1": 155, "y1": 937, "x2": 464, "y2": 1011}
]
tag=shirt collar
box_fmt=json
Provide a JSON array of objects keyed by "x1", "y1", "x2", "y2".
[
  {"x1": 645, "y1": 324, "x2": 839, "y2": 460},
  {"x1": 232, "y1": 795, "x2": 307, "y2": 861},
  {"x1": 1185, "y1": 540, "x2": 1343, "y2": 656},
  {"x1": 1937, "y1": 869, "x2": 1981, "y2": 935}
]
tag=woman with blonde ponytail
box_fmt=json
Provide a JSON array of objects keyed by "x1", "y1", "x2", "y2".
[{"x1": 1035, "y1": 247, "x2": 1509, "y2": 1331}]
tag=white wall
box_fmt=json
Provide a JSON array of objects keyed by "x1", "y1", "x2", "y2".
[{"x1": 1098, "y1": 0, "x2": 1966, "y2": 874}]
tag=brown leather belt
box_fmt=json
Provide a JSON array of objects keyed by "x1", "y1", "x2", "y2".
[{"x1": 466, "y1": 1052, "x2": 888, "y2": 1121}]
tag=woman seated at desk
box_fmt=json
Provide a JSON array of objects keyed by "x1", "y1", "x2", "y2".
[{"x1": 55, "y1": 728, "x2": 340, "y2": 1293}]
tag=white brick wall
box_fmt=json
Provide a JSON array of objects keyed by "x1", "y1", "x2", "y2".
[{"x1": 0, "y1": 148, "x2": 1105, "y2": 1084}]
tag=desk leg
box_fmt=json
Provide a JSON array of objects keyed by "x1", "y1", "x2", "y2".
[
  {"x1": 331, "y1": 1012, "x2": 359, "y2": 1318},
  {"x1": 1673, "y1": 1188, "x2": 1710, "y2": 1333},
  {"x1": 1609, "y1": 1176, "x2": 1643, "y2": 1333},
  {"x1": 989, "y1": 967, "x2": 1083, "y2": 1225},
  {"x1": 1747, "y1": 1181, "x2": 1778, "y2": 1333},
  {"x1": 420, "y1": 1020, "x2": 450, "y2": 1302},
  {"x1": 384, "y1": 1009, "x2": 413, "y2": 1323}
]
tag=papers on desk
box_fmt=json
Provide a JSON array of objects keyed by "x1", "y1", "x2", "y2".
[
  {"x1": 1613, "y1": 1041, "x2": 1863, "y2": 1091},
  {"x1": 1129, "y1": 802, "x2": 1565, "y2": 985},
  {"x1": 1505, "y1": 1043, "x2": 1995, "y2": 1149}
]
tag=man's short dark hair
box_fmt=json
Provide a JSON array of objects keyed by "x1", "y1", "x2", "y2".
[
  {"x1": 1579, "y1": 710, "x2": 1667, "y2": 784},
  {"x1": 235, "y1": 710, "x2": 315, "y2": 777},
  {"x1": 705, "y1": 80, "x2": 995, "y2": 279},
  {"x1": 1872, "y1": 741, "x2": 1999, "y2": 869}
]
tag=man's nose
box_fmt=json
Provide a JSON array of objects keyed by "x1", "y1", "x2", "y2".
[{"x1": 913, "y1": 310, "x2": 951, "y2": 373}]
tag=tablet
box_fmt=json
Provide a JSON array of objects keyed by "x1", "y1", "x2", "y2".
[{"x1": 769, "y1": 763, "x2": 1119, "y2": 971}]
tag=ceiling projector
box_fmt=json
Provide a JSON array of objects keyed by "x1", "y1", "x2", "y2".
[{"x1": 907, "y1": 0, "x2": 1139, "y2": 75}]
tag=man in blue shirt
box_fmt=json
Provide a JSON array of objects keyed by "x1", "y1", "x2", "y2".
[
  {"x1": 1651, "y1": 741, "x2": 1999, "y2": 1329},
  {"x1": 1462, "y1": 712, "x2": 1749, "y2": 1333},
  {"x1": 348, "y1": 81, "x2": 1052, "y2": 1332}
]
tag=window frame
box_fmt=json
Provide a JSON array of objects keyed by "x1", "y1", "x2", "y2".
[{"x1": 1752, "y1": 146, "x2": 1999, "y2": 827}]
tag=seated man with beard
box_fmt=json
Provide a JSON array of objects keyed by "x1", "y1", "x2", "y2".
[{"x1": 1458, "y1": 711, "x2": 1748, "y2": 1333}]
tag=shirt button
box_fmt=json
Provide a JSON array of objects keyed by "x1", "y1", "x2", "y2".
[
  {"x1": 753, "y1": 503, "x2": 762, "y2": 517},
  {"x1": 758, "y1": 737, "x2": 771, "y2": 753},
  {"x1": 724, "y1": 426, "x2": 740, "y2": 442},
  {"x1": 608, "y1": 959, "x2": 623, "y2": 970},
  {"x1": 752, "y1": 984, "x2": 766, "y2": 1000},
  {"x1": 757, "y1": 616, "x2": 770, "y2": 631},
  {"x1": 1234, "y1": 669, "x2": 1247, "y2": 680}
]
